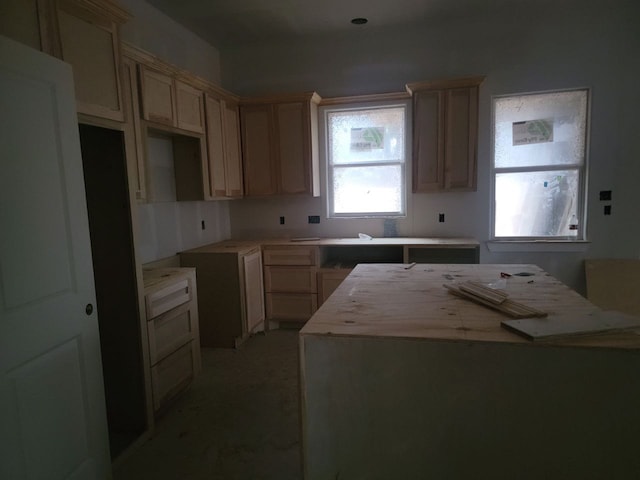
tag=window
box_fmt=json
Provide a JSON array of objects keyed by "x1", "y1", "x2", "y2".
[
  {"x1": 324, "y1": 103, "x2": 407, "y2": 218},
  {"x1": 492, "y1": 89, "x2": 589, "y2": 239}
]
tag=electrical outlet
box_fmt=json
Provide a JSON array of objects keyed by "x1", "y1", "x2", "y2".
[
  {"x1": 308, "y1": 215, "x2": 320, "y2": 224},
  {"x1": 201, "y1": 220, "x2": 205, "y2": 230},
  {"x1": 438, "y1": 213, "x2": 445, "y2": 223},
  {"x1": 279, "y1": 216, "x2": 285, "y2": 225},
  {"x1": 599, "y1": 190, "x2": 612, "y2": 201},
  {"x1": 604, "y1": 205, "x2": 612, "y2": 215}
]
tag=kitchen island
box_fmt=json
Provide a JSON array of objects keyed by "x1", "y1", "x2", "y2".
[{"x1": 299, "y1": 263, "x2": 640, "y2": 479}]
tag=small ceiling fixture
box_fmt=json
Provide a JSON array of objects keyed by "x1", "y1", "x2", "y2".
[{"x1": 351, "y1": 17, "x2": 368, "y2": 25}]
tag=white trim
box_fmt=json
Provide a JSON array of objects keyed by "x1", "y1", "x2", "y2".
[
  {"x1": 320, "y1": 100, "x2": 411, "y2": 219},
  {"x1": 486, "y1": 240, "x2": 591, "y2": 253}
]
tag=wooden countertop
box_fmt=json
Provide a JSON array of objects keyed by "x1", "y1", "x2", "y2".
[
  {"x1": 180, "y1": 237, "x2": 479, "y2": 253},
  {"x1": 300, "y1": 263, "x2": 640, "y2": 349},
  {"x1": 142, "y1": 267, "x2": 195, "y2": 292}
]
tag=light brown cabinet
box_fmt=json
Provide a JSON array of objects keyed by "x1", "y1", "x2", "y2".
[
  {"x1": 180, "y1": 244, "x2": 266, "y2": 348},
  {"x1": 240, "y1": 93, "x2": 321, "y2": 197},
  {"x1": 407, "y1": 77, "x2": 484, "y2": 192},
  {"x1": 317, "y1": 268, "x2": 352, "y2": 305},
  {"x1": 143, "y1": 267, "x2": 201, "y2": 414},
  {"x1": 204, "y1": 94, "x2": 243, "y2": 198},
  {"x1": 31, "y1": 0, "x2": 130, "y2": 121},
  {"x1": 139, "y1": 65, "x2": 205, "y2": 134},
  {"x1": 263, "y1": 245, "x2": 319, "y2": 323},
  {"x1": 121, "y1": 54, "x2": 146, "y2": 201}
]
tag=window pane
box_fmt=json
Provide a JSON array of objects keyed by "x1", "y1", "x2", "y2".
[
  {"x1": 495, "y1": 170, "x2": 579, "y2": 237},
  {"x1": 333, "y1": 165, "x2": 402, "y2": 214},
  {"x1": 328, "y1": 106, "x2": 405, "y2": 165},
  {"x1": 494, "y1": 90, "x2": 587, "y2": 168}
]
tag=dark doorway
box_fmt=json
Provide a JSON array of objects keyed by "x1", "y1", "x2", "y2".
[{"x1": 79, "y1": 123, "x2": 146, "y2": 459}]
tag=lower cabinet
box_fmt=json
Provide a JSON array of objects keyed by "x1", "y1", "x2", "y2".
[
  {"x1": 143, "y1": 267, "x2": 201, "y2": 415},
  {"x1": 263, "y1": 245, "x2": 319, "y2": 324},
  {"x1": 180, "y1": 244, "x2": 266, "y2": 348},
  {"x1": 317, "y1": 268, "x2": 352, "y2": 305}
]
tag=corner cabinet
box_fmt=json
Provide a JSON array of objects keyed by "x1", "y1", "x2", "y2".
[
  {"x1": 240, "y1": 93, "x2": 321, "y2": 197},
  {"x1": 55, "y1": 0, "x2": 129, "y2": 121},
  {"x1": 407, "y1": 76, "x2": 484, "y2": 192}
]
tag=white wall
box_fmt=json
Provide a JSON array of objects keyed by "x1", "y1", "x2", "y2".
[
  {"x1": 119, "y1": 0, "x2": 221, "y2": 83},
  {"x1": 118, "y1": 0, "x2": 230, "y2": 263},
  {"x1": 223, "y1": 0, "x2": 640, "y2": 293}
]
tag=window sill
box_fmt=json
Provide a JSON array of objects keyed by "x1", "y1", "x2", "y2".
[{"x1": 486, "y1": 240, "x2": 591, "y2": 253}]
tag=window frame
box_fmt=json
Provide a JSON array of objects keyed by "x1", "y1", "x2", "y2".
[
  {"x1": 321, "y1": 99, "x2": 410, "y2": 219},
  {"x1": 490, "y1": 87, "x2": 590, "y2": 241}
]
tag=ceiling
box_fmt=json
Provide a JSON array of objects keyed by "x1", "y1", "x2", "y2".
[{"x1": 145, "y1": 0, "x2": 535, "y2": 49}]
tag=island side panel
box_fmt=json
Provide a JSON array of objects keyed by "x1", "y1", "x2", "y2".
[{"x1": 300, "y1": 334, "x2": 640, "y2": 480}]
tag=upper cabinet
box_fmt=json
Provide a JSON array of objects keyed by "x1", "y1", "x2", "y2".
[
  {"x1": 204, "y1": 94, "x2": 244, "y2": 198},
  {"x1": 138, "y1": 65, "x2": 205, "y2": 134},
  {"x1": 407, "y1": 76, "x2": 484, "y2": 193},
  {"x1": 240, "y1": 93, "x2": 321, "y2": 197},
  {"x1": 55, "y1": 0, "x2": 129, "y2": 122},
  {"x1": 1, "y1": 0, "x2": 129, "y2": 122}
]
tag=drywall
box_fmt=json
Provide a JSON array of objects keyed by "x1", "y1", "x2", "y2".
[
  {"x1": 119, "y1": 0, "x2": 221, "y2": 83},
  {"x1": 135, "y1": 136, "x2": 230, "y2": 264},
  {"x1": 118, "y1": 0, "x2": 230, "y2": 262},
  {"x1": 301, "y1": 334, "x2": 640, "y2": 479},
  {"x1": 224, "y1": 0, "x2": 640, "y2": 293}
]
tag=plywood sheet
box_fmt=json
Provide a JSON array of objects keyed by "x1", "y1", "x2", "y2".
[{"x1": 502, "y1": 310, "x2": 640, "y2": 341}]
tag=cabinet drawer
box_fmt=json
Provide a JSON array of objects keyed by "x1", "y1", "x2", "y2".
[
  {"x1": 145, "y1": 278, "x2": 191, "y2": 319},
  {"x1": 151, "y1": 341, "x2": 195, "y2": 412},
  {"x1": 266, "y1": 293, "x2": 318, "y2": 320},
  {"x1": 148, "y1": 302, "x2": 195, "y2": 365},
  {"x1": 263, "y1": 245, "x2": 318, "y2": 266},
  {"x1": 264, "y1": 266, "x2": 317, "y2": 293}
]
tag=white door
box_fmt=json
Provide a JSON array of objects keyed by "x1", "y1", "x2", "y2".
[{"x1": 0, "y1": 36, "x2": 111, "y2": 479}]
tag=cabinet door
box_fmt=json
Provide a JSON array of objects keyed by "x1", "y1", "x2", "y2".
[
  {"x1": 444, "y1": 87, "x2": 478, "y2": 190},
  {"x1": 412, "y1": 90, "x2": 444, "y2": 192},
  {"x1": 175, "y1": 79, "x2": 204, "y2": 133},
  {"x1": 122, "y1": 56, "x2": 146, "y2": 201},
  {"x1": 205, "y1": 94, "x2": 226, "y2": 197},
  {"x1": 243, "y1": 250, "x2": 265, "y2": 333},
  {"x1": 57, "y1": 0, "x2": 125, "y2": 121},
  {"x1": 275, "y1": 101, "x2": 310, "y2": 194},
  {"x1": 139, "y1": 65, "x2": 176, "y2": 126},
  {"x1": 241, "y1": 104, "x2": 277, "y2": 195},
  {"x1": 318, "y1": 269, "x2": 352, "y2": 305},
  {"x1": 266, "y1": 293, "x2": 318, "y2": 321},
  {"x1": 224, "y1": 102, "x2": 244, "y2": 197}
]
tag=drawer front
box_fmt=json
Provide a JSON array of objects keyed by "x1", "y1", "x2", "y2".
[
  {"x1": 266, "y1": 293, "x2": 318, "y2": 320},
  {"x1": 145, "y1": 278, "x2": 191, "y2": 319},
  {"x1": 263, "y1": 245, "x2": 318, "y2": 266},
  {"x1": 318, "y1": 269, "x2": 352, "y2": 305},
  {"x1": 148, "y1": 302, "x2": 195, "y2": 365},
  {"x1": 151, "y1": 341, "x2": 194, "y2": 412},
  {"x1": 264, "y1": 266, "x2": 317, "y2": 293}
]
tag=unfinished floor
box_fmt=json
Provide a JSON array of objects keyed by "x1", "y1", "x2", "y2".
[{"x1": 113, "y1": 329, "x2": 301, "y2": 480}]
